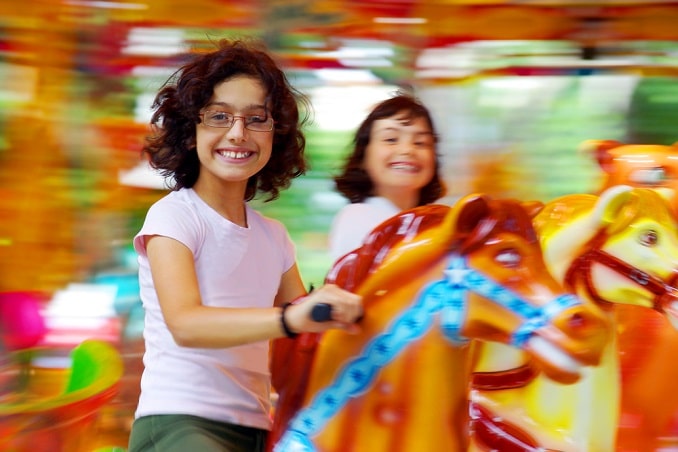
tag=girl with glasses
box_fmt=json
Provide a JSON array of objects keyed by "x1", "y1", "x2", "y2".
[{"x1": 128, "y1": 38, "x2": 362, "y2": 452}]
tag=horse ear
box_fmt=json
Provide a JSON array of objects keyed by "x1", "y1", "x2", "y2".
[
  {"x1": 521, "y1": 200, "x2": 545, "y2": 219},
  {"x1": 592, "y1": 185, "x2": 635, "y2": 232},
  {"x1": 450, "y1": 194, "x2": 492, "y2": 236},
  {"x1": 579, "y1": 139, "x2": 623, "y2": 173}
]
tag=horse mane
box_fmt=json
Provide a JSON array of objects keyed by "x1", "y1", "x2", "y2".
[
  {"x1": 532, "y1": 194, "x2": 597, "y2": 240},
  {"x1": 491, "y1": 199, "x2": 540, "y2": 245},
  {"x1": 458, "y1": 198, "x2": 540, "y2": 254},
  {"x1": 535, "y1": 188, "x2": 673, "y2": 239},
  {"x1": 326, "y1": 204, "x2": 451, "y2": 291}
]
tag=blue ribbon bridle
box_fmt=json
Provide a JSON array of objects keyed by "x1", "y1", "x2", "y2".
[{"x1": 274, "y1": 255, "x2": 580, "y2": 452}]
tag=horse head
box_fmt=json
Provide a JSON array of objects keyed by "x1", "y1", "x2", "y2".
[
  {"x1": 583, "y1": 139, "x2": 678, "y2": 211},
  {"x1": 270, "y1": 194, "x2": 609, "y2": 452},
  {"x1": 535, "y1": 185, "x2": 678, "y2": 329}
]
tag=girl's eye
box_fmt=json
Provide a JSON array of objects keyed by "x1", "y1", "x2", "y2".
[{"x1": 206, "y1": 112, "x2": 232, "y2": 122}]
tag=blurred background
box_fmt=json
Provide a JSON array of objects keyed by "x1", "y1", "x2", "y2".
[{"x1": 1, "y1": 0, "x2": 677, "y2": 450}]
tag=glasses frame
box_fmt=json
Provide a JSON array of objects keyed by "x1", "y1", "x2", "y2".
[{"x1": 199, "y1": 110, "x2": 275, "y2": 132}]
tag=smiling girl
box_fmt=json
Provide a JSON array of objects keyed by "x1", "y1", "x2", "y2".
[
  {"x1": 329, "y1": 93, "x2": 447, "y2": 261},
  {"x1": 128, "y1": 39, "x2": 362, "y2": 452}
]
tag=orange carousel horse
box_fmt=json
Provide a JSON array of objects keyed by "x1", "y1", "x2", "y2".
[
  {"x1": 584, "y1": 140, "x2": 678, "y2": 212},
  {"x1": 469, "y1": 185, "x2": 678, "y2": 451},
  {"x1": 269, "y1": 194, "x2": 610, "y2": 452}
]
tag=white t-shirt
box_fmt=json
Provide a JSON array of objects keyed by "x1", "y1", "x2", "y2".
[
  {"x1": 133, "y1": 188, "x2": 295, "y2": 430},
  {"x1": 328, "y1": 196, "x2": 401, "y2": 262}
]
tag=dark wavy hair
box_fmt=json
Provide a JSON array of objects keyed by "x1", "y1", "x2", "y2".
[
  {"x1": 143, "y1": 38, "x2": 310, "y2": 201},
  {"x1": 333, "y1": 93, "x2": 446, "y2": 205}
]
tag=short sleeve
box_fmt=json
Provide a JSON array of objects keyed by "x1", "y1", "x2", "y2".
[{"x1": 133, "y1": 197, "x2": 203, "y2": 258}]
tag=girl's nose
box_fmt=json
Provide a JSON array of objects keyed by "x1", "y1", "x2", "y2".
[
  {"x1": 397, "y1": 141, "x2": 414, "y2": 155},
  {"x1": 226, "y1": 117, "x2": 248, "y2": 141}
]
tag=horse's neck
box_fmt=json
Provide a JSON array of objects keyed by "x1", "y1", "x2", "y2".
[
  {"x1": 300, "y1": 309, "x2": 473, "y2": 451},
  {"x1": 542, "y1": 213, "x2": 599, "y2": 281}
]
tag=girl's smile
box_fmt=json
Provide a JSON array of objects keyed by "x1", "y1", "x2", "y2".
[{"x1": 215, "y1": 148, "x2": 255, "y2": 162}]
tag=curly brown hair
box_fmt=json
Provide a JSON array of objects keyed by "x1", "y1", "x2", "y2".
[
  {"x1": 143, "y1": 38, "x2": 310, "y2": 201},
  {"x1": 333, "y1": 93, "x2": 446, "y2": 205}
]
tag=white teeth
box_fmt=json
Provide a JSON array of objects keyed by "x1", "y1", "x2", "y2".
[
  {"x1": 219, "y1": 150, "x2": 251, "y2": 159},
  {"x1": 390, "y1": 163, "x2": 418, "y2": 171}
]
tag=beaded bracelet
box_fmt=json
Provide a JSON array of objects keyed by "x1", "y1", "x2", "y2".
[{"x1": 280, "y1": 302, "x2": 298, "y2": 339}]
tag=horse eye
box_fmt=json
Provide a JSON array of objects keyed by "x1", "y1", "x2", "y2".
[
  {"x1": 629, "y1": 167, "x2": 666, "y2": 185},
  {"x1": 639, "y1": 230, "x2": 658, "y2": 246},
  {"x1": 496, "y1": 249, "x2": 521, "y2": 268}
]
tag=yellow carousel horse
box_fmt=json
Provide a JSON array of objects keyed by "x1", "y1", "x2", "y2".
[
  {"x1": 469, "y1": 185, "x2": 678, "y2": 451},
  {"x1": 585, "y1": 139, "x2": 678, "y2": 449},
  {"x1": 269, "y1": 193, "x2": 610, "y2": 452}
]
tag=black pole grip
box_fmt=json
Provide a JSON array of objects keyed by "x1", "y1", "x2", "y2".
[{"x1": 311, "y1": 303, "x2": 333, "y2": 322}]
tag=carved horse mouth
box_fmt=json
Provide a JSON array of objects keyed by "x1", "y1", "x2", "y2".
[
  {"x1": 446, "y1": 255, "x2": 605, "y2": 383},
  {"x1": 565, "y1": 244, "x2": 678, "y2": 330},
  {"x1": 528, "y1": 336, "x2": 583, "y2": 377}
]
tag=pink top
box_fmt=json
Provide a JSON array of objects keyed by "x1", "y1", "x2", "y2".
[{"x1": 133, "y1": 188, "x2": 295, "y2": 430}]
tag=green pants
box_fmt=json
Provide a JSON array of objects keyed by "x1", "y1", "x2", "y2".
[{"x1": 128, "y1": 414, "x2": 268, "y2": 452}]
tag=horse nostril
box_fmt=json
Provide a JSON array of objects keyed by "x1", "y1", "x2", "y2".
[
  {"x1": 562, "y1": 308, "x2": 610, "y2": 343},
  {"x1": 568, "y1": 312, "x2": 586, "y2": 329},
  {"x1": 563, "y1": 309, "x2": 606, "y2": 336}
]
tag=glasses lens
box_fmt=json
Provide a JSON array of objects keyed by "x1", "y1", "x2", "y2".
[
  {"x1": 245, "y1": 118, "x2": 273, "y2": 131},
  {"x1": 203, "y1": 111, "x2": 233, "y2": 128}
]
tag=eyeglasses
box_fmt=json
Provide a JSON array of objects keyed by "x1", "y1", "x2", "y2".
[{"x1": 199, "y1": 110, "x2": 274, "y2": 132}]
